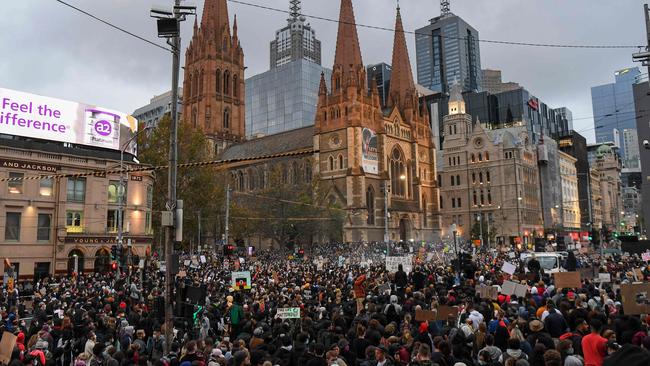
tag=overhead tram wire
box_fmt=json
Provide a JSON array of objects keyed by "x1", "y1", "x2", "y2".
[
  {"x1": 227, "y1": 0, "x2": 643, "y2": 50},
  {"x1": 0, "y1": 148, "x2": 316, "y2": 182},
  {"x1": 54, "y1": 0, "x2": 173, "y2": 53}
]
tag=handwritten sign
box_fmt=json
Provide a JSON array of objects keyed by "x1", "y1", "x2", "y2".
[
  {"x1": 621, "y1": 283, "x2": 650, "y2": 315},
  {"x1": 0, "y1": 332, "x2": 17, "y2": 365},
  {"x1": 276, "y1": 307, "x2": 301, "y2": 319},
  {"x1": 385, "y1": 255, "x2": 413, "y2": 274},
  {"x1": 642, "y1": 252, "x2": 650, "y2": 262},
  {"x1": 502, "y1": 280, "x2": 528, "y2": 297},
  {"x1": 554, "y1": 272, "x2": 582, "y2": 289},
  {"x1": 597, "y1": 273, "x2": 611, "y2": 283},
  {"x1": 501, "y1": 261, "x2": 517, "y2": 275},
  {"x1": 476, "y1": 285, "x2": 498, "y2": 300}
]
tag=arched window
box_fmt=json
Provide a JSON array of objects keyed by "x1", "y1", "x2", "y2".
[
  {"x1": 485, "y1": 152, "x2": 490, "y2": 161},
  {"x1": 291, "y1": 162, "x2": 300, "y2": 185},
  {"x1": 366, "y1": 187, "x2": 375, "y2": 225},
  {"x1": 439, "y1": 195, "x2": 443, "y2": 209},
  {"x1": 422, "y1": 196, "x2": 427, "y2": 228},
  {"x1": 223, "y1": 108, "x2": 230, "y2": 129},
  {"x1": 390, "y1": 148, "x2": 406, "y2": 197},
  {"x1": 305, "y1": 162, "x2": 312, "y2": 183},
  {"x1": 480, "y1": 190, "x2": 485, "y2": 205},
  {"x1": 192, "y1": 107, "x2": 198, "y2": 128},
  {"x1": 479, "y1": 172, "x2": 483, "y2": 183},
  {"x1": 215, "y1": 69, "x2": 222, "y2": 93},
  {"x1": 471, "y1": 154, "x2": 476, "y2": 163},
  {"x1": 338, "y1": 154, "x2": 344, "y2": 170},
  {"x1": 472, "y1": 172, "x2": 476, "y2": 184},
  {"x1": 281, "y1": 164, "x2": 288, "y2": 184},
  {"x1": 335, "y1": 76, "x2": 341, "y2": 90},
  {"x1": 473, "y1": 191, "x2": 477, "y2": 206},
  {"x1": 328, "y1": 156, "x2": 334, "y2": 171},
  {"x1": 259, "y1": 169, "x2": 266, "y2": 189},
  {"x1": 478, "y1": 153, "x2": 483, "y2": 162},
  {"x1": 456, "y1": 175, "x2": 461, "y2": 185},
  {"x1": 438, "y1": 174, "x2": 442, "y2": 187},
  {"x1": 224, "y1": 70, "x2": 231, "y2": 95},
  {"x1": 488, "y1": 190, "x2": 492, "y2": 204},
  {"x1": 487, "y1": 171, "x2": 491, "y2": 183},
  {"x1": 323, "y1": 110, "x2": 327, "y2": 121},
  {"x1": 450, "y1": 176, "x2": 455, "y2": 186},
  {"x1": 237, "y1": 171, "x2": 245, "y2": 192},
  {"x1": 233, "y1": 74, "x2": 239, "y2": 98},
  {"x1": 199, "y1": 69, "x2": 204, "y2": 95}
]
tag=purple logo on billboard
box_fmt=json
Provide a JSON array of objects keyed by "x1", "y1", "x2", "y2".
[{"x1": 94, "y1": 120, "x2": 112, "y2": 136}]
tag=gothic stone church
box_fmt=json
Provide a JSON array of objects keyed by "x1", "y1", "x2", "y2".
[{"x1": 184, "y1": 0, "x2": 441, "y2": 243}]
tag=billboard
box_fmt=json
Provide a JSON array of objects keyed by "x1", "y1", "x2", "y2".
[
  {"x1": 361, "y1": 128, "x2": 378, "y2": 174},
  {"x1": 0, "y1": 87, "x2": 139, "y2": 155}
]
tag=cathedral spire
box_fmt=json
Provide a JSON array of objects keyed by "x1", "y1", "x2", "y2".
[
  {"x1": 201, "y1": 0, "x2": 230, "y2": 32},
  {"x1": 388, "y1": 5, "x2": 415, "y2": 111},
  {"x1": 333, "y1": 0, "x2": 363, "y2": 75}
]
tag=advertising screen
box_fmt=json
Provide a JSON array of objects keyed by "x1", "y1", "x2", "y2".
[
  {"x1": 0, "y1": 87, "x2": 139, "y2": 155},
  {"x1": 361, "y1": 128, "x2": 378, "y2": 174}
]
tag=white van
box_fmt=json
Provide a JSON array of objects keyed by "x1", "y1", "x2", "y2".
[{"x1": 521, "y1": 252, "x2": 565, "y2": 274}]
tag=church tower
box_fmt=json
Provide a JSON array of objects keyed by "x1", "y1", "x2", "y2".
[{"x1": 183, "y1": 0, "x2": 245, "y2": 153}]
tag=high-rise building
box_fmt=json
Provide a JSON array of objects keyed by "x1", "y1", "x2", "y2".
[
  {"x1": 481, "y1": 69, "x2": 519, "y2": 94},
  {"x1": 555, "y1": 107, "x2": 574, "y2": 132},
  {"x1": 245, "y1": 60, "x2": 331, "y2": 138},
  {"x1": 591, "y1": 67, "x2": 642, "y2": 164},
  {"x1": 270, "y1": 0, "x2": 321, "y2": 68},
  {"x1": 367, "y1": 63, "x2": 392, "y2": 107},
  {"x1": 132, "y1": 89, "x2": 183, "y2": 129},
  {"x1": 633, "y1": 78, "x2": 650, "y2": 236},
  {"x1": 557, "y1": 131, "x2": 591, "y2": 230},
  {"x1": 183, "y1": 0, "x2": 245, "y2": 154},
  {"x1": 245, "y1": 0, "x2": 330, "y2": 138},
  {"x1": 558, "y1": 151, "x2": 581, "y2": 232},
  {"x1": 622, "y1": 128, "x2": 641, "y2": 170},
  {"x1": 415, "y1": 12, "x2": 481, "y2": 93}
]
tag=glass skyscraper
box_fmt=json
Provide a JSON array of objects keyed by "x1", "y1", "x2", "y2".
[
  {"x1": 245, "y1": 59, "x2": 331, "y2": 138},
  {"x1": 415, "y1": 13, "x2": 482, "y2": 93},
  {"x1": 591, "y1": 67, "x2": 642, "y2": 165}
]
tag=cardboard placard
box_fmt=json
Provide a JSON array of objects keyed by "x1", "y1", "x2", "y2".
[
  {"x1": 597, "y1": 273, "x2": 611, "y2": 283},
  {"x1": 502, "y1": 280, "x2": 528, "y2": 297},
  {"x1": 177, "y1": 270, "x2": 187, "y2": 278},
  {"x1": 501, "y1": 261, "x2": 517, "y2": 275},
  {"x1": 554, "y1": 272, "x2": 582, "y2": 289},
  {"x1": 415, "y1": 309, "x2": 437, "y2": 321},
  {"x1": 476, "y1": 285, "x2": 499, "y2": 300},
  {"x1": 634, "y1": 268, "x2": 644, "y2": 280},
  {"x1": 621, "y1": 283, "x2": 650, "y2": 315},
  {"x1": 385, "y1": 255, "x2": 413, "y2": 274},
  {"x1": 0, "y1": 331, "x2": 17, "y2": 365},
  {"x1": 436, "y1": 306, "x2": 459, "y2": 320}
]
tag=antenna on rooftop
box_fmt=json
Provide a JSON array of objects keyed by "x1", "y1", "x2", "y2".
[{"x1": 441, "y1": 0, "x2": 450, "y2": 16}]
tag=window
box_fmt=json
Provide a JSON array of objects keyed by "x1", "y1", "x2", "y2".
[
  {"x1": 67, "y1": 178, "x2": 86, "y2": 202},
  {"x1": 233, "y1": 74, "x2": 239, "y2": 98},
  {"x1": 328, "y1": 156, "x2": 334, "y2": 171},
  {"x1": 439, "y1": 195, "x2": 443, "y2": 209},
  {"x1": 8, "y1": 172, "x2": 23, "y2": 194},
  {"x1": 305, "y1": 163, "x2": 312, "y2": 183},
  {"x1": 145, "y1": 212, "x2": 153, "y2": 235},
  {"x1": 487, "y1": 171, "x2": 491, "y2": 183},
  {"x1": 478, "y1": 153, "x2": 483, "y2": 162},
  {"x1": 438, "y1": 174, "x2": 442, "y2": 187},
  {"x1": 422, "y1": 196, "x2": 427, "y2": 228},
  {"x1": 485, "y1": 152, "x2": 490, "y2": 161},
  {"x1": 480, "y1": 191, "x2": 485, "y2": 205},
  {"x1": 291, "y1": 162, "x2": 300, "y2": 185},
  {"x1": 224, "y1": 70, "x2": 231, "y2": 95},
  {"x1": 338, "y1": 155, "x2": 344, "y2": 170},
  {"x1": 456, "y1": 175, "x2": 461, "y2": 185},
  {"x1": 223, "y1": 108, "x2": 230, "y2": 129},
  {"x1": 488, "y1": 190, "x2": 492, "y2": 204},
  {"x1": 450, "y1": 176, "x2": 455, "y2": 186},
  {"x1": 390, "y1": 148, "x2": 407, "y2": 197},
  {"x1": 216, "y1": 69, "x2": 222, "y2": 93},
  {"x1": 366, "y1": 187, "x2": 375, "y2": 225},
  {"x1": 479, "y1": 172, "x2": 483, "y2": 184},
  {"x1": 471, "y1": 154, "x2": 475, "y2": 163},
  {"x1": 146, "y1": 185, "x2": 153, "y2": 208},
  {"x1": 66, "y1": 211, "x2": 83, "y2": 233},
  {"x1": 40, "y1": 178, "x2": 53, "y2": 196},
  {"x1": 473, "y1": 191, "x2": 478, "y2": 206},
  {"x1": 457, "y1": 198, "x2": 461, "y2": 207},
  {"x1": 107, "y1": 210, "x2": 122, "y2": 233},
  {"x1": 108, "y1": 181, "x2": 120, "y2": 204},
  {"x1": 192, "y1": 107, "x2": 198, "y2": 128},
  {"x1": 5, "y1": 212, "x2": 21, "y2": 241},
  {"x1": 37, "y1": 214, "x2": 51, "y2": 241},
  {"x1": 472, "y1": 173, "x2": 476, "y2": 184},
  {"x1": 452, "y1": 198, "x2": 456, "y2": 208}
]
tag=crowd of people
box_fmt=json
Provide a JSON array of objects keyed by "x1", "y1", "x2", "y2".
[{"x1": 2, "y1": 241, "x2": 650, "y2": 366}]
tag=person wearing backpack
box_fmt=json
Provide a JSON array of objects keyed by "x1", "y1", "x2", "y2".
[{"x1": 383, "y1": 295, "x2": 401, "y2": 325}]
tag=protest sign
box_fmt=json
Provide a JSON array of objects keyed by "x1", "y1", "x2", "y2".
[
  {"x1": 277, "y1": 307, "x2": 301, "y2": 319},
  {"x1": 0, "y1": 332, "x2": 17, "y2": 365},
  {"x1": 231, "y1": 271, "x2": 252, "y2": 290},
  {"x1": 436, "y1": 306, "x2": 459, "y2": 320},
  {"x1": 415, "y1": 309, "x2": 436, "y2": 321},
  {"x1": 200, "y1": 255, "x2": 206, "y2": 264},
  {"x1": 501, "y1": 280, "x2": 528, "y2": 297},
  {"x1": 642, "y1": 252, "x2": 650, "y2": 262},
  {"x1": 621, "y1": 283, "x2": 650, "y2": 315},
  {"x1": 553, "y1": 272, "x2": 582, "y2": 289},
  {"x1": 579, "y1": 267, "x2": 595, "y2": 280},
  {"x1": 475, "y1": 285, "x2": 498, "y2": 300},
  {"x1": 597, "y1": 273, "x2": 611, "y2": 283},
  {"x1": 385, "y1": 255, "x2": 413, "y2": 274},
  {"x1": 501, "y1": 261, "x2": 517, "y2": 275}
]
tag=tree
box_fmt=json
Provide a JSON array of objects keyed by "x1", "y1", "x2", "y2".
[{"x1": 138, "y1": 116, "x2": 225, "y2": 251}]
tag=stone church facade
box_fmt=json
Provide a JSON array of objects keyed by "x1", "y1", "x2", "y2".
[{"x1": 194, "y1": 0, "x2": 442, "y2": 244}]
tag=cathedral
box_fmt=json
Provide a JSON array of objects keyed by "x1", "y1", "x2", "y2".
[{"x1": 187, "y1": 0, "x2": 441, "y2": 244}]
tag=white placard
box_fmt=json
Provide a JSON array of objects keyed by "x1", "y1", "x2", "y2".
[
  {"x1": 501, "y1": 261, "x2": 517, "y2": 275},
  {"x1": 200, "y1": 255, "x2": 206, "y2": 263},
  {"x1": 385, "y1": 256, "x2": 413, "y2": 274},
  {"x1": 276, "y1": 307, "x2": 301, "y2": 319},
  {"x1": 598, "y1": 273, "x2": 611, "y2": 282},
  {"x1": 501, "y1": 280, "x2": 528, "y2": 297}
]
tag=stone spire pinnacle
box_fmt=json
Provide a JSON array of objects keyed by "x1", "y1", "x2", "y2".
[
  {"x1": 333, "y1": 0, "x2": 363, "y2": 75},
  {"x1": 201, "y1": 0, "x2": 230, "y2": 33},
  {"x1": 388, "y1": 6, "x2": 415, "y2": 111}
]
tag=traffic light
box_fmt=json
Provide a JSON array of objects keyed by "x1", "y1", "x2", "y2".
[
  {"x1": 111, "y1": 245, "x2": 118, "y2": 260},
  {"x1": 297, "y1": 249, "x2": 305, "y2": 258},
  {"x1": 111, "y1": 262, "x2": 118, "y2": 271},
  {"x1": 224, "y1": 245, "x2": 235, "y2": 256}
]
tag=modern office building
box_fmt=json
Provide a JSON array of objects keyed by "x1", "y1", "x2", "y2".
[
  {"x1": 537, "y1": 137, "x2": 563, "y2": 234},
  {"x1": 591, "y1": 67, "x2": 642, "y2": 164},
  {"x1": 559, "y1": 151, "x2": 581, "y2": 232},
  {"x1": 555, "y1": 107, "x2": 574, "y2": 132},
  {"x1": 367, "y1": 63, "x2": 392, "y2": 107},
  {"x1": 481, "y1": 69, "x2": 519, "y2": 94},
  {"x1": 622, "y1": 128, "x2": 641, "y2": 170},
  {"x1": 415, "y1": 12, "x2": 482, "y2": 93},
  {"x1": 132, "y1": 89, "x2": 183, "y2": 129},
  {"x1": 245, "y1": 60, "x2": 331, "y2": 138},
  {"x1": 270, "y1": 0, "x2": 322, "y2": 69},
  {"x1": 558, "y1": 131, "x2": 591, "y2": 230}
]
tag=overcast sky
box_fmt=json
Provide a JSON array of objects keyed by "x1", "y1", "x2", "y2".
[{"x1": 0, "y1": 0, "x2": 646, "y2": 143}]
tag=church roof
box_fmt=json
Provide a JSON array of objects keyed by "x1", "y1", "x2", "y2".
[
  {"x1": 219, "y1": 126, "x2": 314, "y2": 161},
  {"x1": 387, "y1": 6, "x2": 415, "y2": 111},
  {"x1": 333, "y1": 0, "x2": 363, "y2": 74}
]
